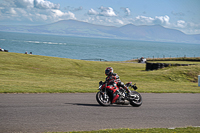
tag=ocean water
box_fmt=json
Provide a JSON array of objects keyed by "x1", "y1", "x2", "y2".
[{"x1": 0, "y1": 31, "x2": 200, "y2": 61}]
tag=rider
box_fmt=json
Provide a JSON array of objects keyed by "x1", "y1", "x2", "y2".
[{"x1": 105, "y1": 67, "x2": 131, "y2": 104}]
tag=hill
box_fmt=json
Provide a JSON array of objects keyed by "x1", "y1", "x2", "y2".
[
  {"x1": 0, "y1": 52, "x2": 200, "y2": 93},
  {"x1": 0, "y1": 20, "x2": 200, "y2": 44}
]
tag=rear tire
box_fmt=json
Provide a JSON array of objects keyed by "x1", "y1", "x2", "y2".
[
  {"x1": 96, "y1": 91, "x2": 111, "y2": 106},
  {"x1": 130, "y1": 91, "x2": 142, "y2": 107}
]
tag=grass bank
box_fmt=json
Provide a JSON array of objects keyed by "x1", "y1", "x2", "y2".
[
  {"x1": 47, "y1": 127, "x2": 200, "y2": 133},
  {"x1": 0, "y1": 52, "x2": 200, "y2": 93}
]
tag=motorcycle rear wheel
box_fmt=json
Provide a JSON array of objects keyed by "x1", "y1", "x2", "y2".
[
  {"x1": 130, "y1": 91, "x2": 142, "y2": 107},
  {"x1": 96, "y1": 91, "x2": 111, "y2": 106}
]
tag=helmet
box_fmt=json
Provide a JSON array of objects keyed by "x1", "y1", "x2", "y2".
[{"x1": 105, "y1": 67, "x2": 113, "y2": 76}]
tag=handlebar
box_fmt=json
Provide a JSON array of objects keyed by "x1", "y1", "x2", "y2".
[{"x1": 99, "y1": 80, "x2": 137, "y2": 90}]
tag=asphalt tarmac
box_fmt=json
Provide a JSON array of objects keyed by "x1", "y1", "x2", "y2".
[{"x1": 0, "y1": 93, "x2": 200, "y2": 133}]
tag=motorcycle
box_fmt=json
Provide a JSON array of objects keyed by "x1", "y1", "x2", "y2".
[{"x1": 96, "y1": 81, "x2": 142, "y2": 107}]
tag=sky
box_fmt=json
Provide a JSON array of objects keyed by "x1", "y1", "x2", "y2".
[{"x1": 0, "y1": 0, "x2": 200, "y2": 34}]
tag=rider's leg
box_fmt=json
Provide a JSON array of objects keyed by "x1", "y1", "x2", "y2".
[{"x1": 118, "y1": 81, "x2": 131, "y2": 94}]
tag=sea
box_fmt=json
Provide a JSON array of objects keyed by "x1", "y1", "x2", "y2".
[{"x1": 0, "y1": 31, "x2": 200, "y2": 61}]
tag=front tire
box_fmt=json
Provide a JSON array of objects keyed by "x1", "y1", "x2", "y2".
[
  {"x1": 130, "y1": 91, "x2": 142, "y2": 107},
  {"x1": 96, "y1": 91, "x2": 111, "y2": 106}
]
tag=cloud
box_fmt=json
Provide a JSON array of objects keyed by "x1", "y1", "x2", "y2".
[
  {"x1": 87, "y1": 6, "x2": 117, "y2": 17},
  {"x1": 1, "y1": 7, "x2": 17, "y2": 15},
  {"x1": 176, "y1": 20, "x2": 186, "y2": 28},
  {"x1": 86, "y1": 6, "x2": 125, "y2": 27},
  {"x1": 3, "y1": 0, "x2": 60, "y2": 9},
  {"x1": 171, "y1": 11, "x2": 185, "y2": 16},
  {"x1": 134, "y1": 16, "x2": 154, "y2": 24},
  {"x1": 2, "y1": 0, "x2": 60, "y2": 9},
  {"x1": 131, "y1": 15, "x2": 200, "y2": 34},
  {"x1": 121, "y1": 7, "x2": 131, "y2": 16},
  {"x1": 73, "y1": 6, "x2": 83, "y2": 11},
  {"x1": 0, "y1": 0, "x2": 75, "y2": 24},
  {"x1": 64, "y1": 6, "x2": 83, "y2": 12},
  {"x1": 153, "y1": 15, "x2": 170, "y2": 25},
  {"x1": 50, "y1": 10, "x2": 75, "y2": 20},
  {"x1": 88, "y1": 8, "x2": 99, "y2": 15},
  {"x1": 116, "y1": 19, "x2": 124, "y2": 24},
  {"x1": 84, "y1": 16, "x2": 124, "y2": 27},
  {"x1": 10, "y1": 8, "x2": 17, "y2": 15},
  {"x1": 34, "y1": 0, "x2": 60, "y2": 9},
  {"x1": 99, "y1": 6, "x2": 117, "y2": 17},
  {"x1": 35, "y1": 13, "x2": 48, "y2": 20},
  {"x1": 134, "y1": 15, "x2": 170, "y2": 26},
  {"x1": 14, "y1": 0, "x2": 34, "y2": 8},
  {"x1": 172, "y1": 20, "x2": 200, "y2": 34}
]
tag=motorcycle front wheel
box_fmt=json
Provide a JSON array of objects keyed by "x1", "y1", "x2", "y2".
[
  {"x1": 130, "y1": 91, "x2": 142, "y2": 107},
  {"x1": 96, "y1": 91, "x2": 111, "y2": 106}
]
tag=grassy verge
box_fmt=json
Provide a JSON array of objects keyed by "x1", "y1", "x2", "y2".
[
  {"x1": 0, "y1": 52, "x2": 200, "y2": 93},
  {"x1": 47, "y1": 127, "x2": 200, "y2": 133}
]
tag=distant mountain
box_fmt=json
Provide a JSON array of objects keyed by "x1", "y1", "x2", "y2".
[
  {"x1": 0, "y1": 20, "x2": 200, "y2": 44},
  {"x1": 111, "y1": 24, "x2": 198, "y2": 43}
]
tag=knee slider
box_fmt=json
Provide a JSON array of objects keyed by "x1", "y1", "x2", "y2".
[{"x1": 120, "y1": 82, "x2": 124, "y2": 87}]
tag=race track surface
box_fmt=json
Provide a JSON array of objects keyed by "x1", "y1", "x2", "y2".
[{"x1": 0, "y1": 93, "x2": 200, "y2": 133}]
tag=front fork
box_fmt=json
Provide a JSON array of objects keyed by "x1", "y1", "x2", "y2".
[{"x1": 99, "y1": 82, "x2": 108, "y2": 100}]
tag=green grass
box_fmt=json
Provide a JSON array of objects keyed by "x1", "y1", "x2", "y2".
[
  {"x1": 47, "y1": 127, "x2": 200, "y2": 133},
  {"x1": 1, "y1": 52, "x2": 200, "y2": 93}
]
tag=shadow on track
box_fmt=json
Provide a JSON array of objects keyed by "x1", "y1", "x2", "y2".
[
  {"x1": 65, "y1": 103, "x2": 100, "y2": 106},
  {"x1": 65, "y1": 103, "x2": 133, "y2": 107}
]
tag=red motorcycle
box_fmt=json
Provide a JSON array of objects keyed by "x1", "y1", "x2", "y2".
[{"x1": 96, "y1": 81, "x2": 142, "y2": 107}]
